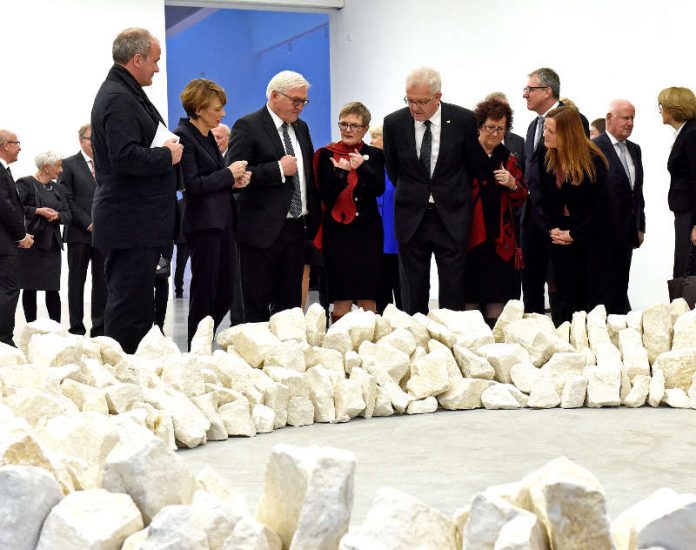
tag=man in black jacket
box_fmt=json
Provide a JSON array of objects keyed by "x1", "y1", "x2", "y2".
[
  {"x1": 91, "y1": 28, "x2": 183, "y2": 353},
  {"x1": 0, "y1": 129, "x2": 33, "y2": 346},
  {"x1": 59, "y1": 123, "x2": 106, "y2": 337}
]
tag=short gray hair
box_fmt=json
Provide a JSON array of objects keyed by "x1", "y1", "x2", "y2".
[
  {"x1": 35, "y1": 151, "x2": 63, "y2": 170},
  {"x1": 0, "y1": 129, "x2": 14, "y2": 147},
  {"x1": 406, "y1": 67, "x2": 442, "y2": 94},
  {"x1": 369, "y1": 125, "x2": 383, "y2": 139},
  {"x1": 78, "y1": 123, "x2": 91, "y2": 141},
  {"x1": 486, "y1": 91, "x2": 509, "y2": 104},
  {"x1": 530, "y1": 67, "x2": 560, "y2": 99},
  {"x1": 266, "y1": 70, "x2": 310, "y2": 100},
  {"x1": 112, "y1": 27, "x2": 155, "y2": 64}
]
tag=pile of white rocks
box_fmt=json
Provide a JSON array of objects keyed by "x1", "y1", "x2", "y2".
[{"x1": 1, "y1": 297, "x2": 696, "y2": 548}]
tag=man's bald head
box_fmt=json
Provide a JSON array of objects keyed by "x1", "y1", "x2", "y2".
[
  {"x1": 212, "y1": 123, "x2": 231, "y2": 154},
  {"x1": 0, "y1": 129, "x2": 20, "y2": 164},
  {"x1": 606, "y1": 99, "x2": 635, "y2": 141}
]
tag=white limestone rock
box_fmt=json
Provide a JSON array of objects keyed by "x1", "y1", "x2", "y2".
[
  {"x1": 109, "y1": 356, "x2": 161, "y2": 388},
  {"x1": 626, "y1": 310, "x2": 643, "y2": 332},
  {"x1": 349, "y1": 366, "x2": 377, "y2": 418},
  {"x1": 570, "y1": 311, "x2": 589, "y2": 350},
  {"x1": 0, "y1": 363, "x2": 54, "y2": 395},
  {"x1": 36, "y1": 488, "x2": 143, "y2": 550},
  {"x1": 585, "y1": 364, "x2": 621, "y2": 407},
  {"x1": 223, "y1": 516, "x2": 282, "y2": 550},
  {"x1": 428, "y1": 339, "x2": 464, "y2": 381},
  {"x1": 191, "y1": 393, "x2": 228, "y2": 441},
  {"x1": 653, "y1": 348, "x2": 696, "y2": 391},
  {"x1": 328, "y1": 308, "x2": 377, "y2": 351},
  {"x1": 263, "y1": 366, "x2": 309, "y2": 400},
  {"x1": 252, "y1": 404, "x2": 275, "y2": 434},
  {"x1": 161, "y1": 354, "x2": 207, "y2": 397},
  {"x1": 414, "y1": 312, "x2": 457, "y2": 347},
  {"x1": 142, "y1": 504, "x2": 209, "y2": 549},
  {"x1": 560, "y1": 374, "x2": 588, "y2": 409},
  {"x1": 358, "y1": 340, "x2": 410, "y2": 383},
  {"x1": 104, "y1": 383, "x2": 145, "y2": 414},
  {"x1": 510, "y1": 362, "x2": 541, "y2": 394},
  {"x1": 556, "y1": 320, "x2": 571, "y2": 344},
  {"x1": 287, "y1": 396, "x2": 315, "y2": 427},
  {"x1": 538, "y1": 352, "x2": 588, "y2": 394},
  {"x1": 374, "y1": 315, "x2": 392, "y2": 341},
  {"x1": 194, "y1": 466, "x2": 247, "y2": 512},
  {"x1": 221, "y1": 323, "x2": 281, "y2": 368},
  {"x1": 670, "y1": 297, "x2": 691, "y2": 325},
  {"x1": 269, "y1": 307, "x2": 307, "y2": 343},
  {"x1": 527, "y1": 377, "x2": 560, "y2": 409},
  {"x1": 260, "y1": 380, "x2": 289, "y2": 429},
  {"x1": 305, "y1": 366, "x2": 337, "y2": 423},
  {"x1": 429, "y1": 308, "x2": 494, "y2": 350},
  {"x1": 522, "y1": 456, "x2": 613, "y2": 550},
  {"x1": 642, "y1": 304, "x2": 673, "y2": 364},
  {"x1": 19, "y1": 318, "x2": 68, "y2": 355},
  {"x1": 90, "y1": 335, "x2": 126, "y2": 366},
  {"x1": 406, "y1": 396, "x2": 438, "y2": 414},
  {"x1": 256, "y1": 444, "x2": 355, "y2": 549},
  {"x1": 219, "y1": 398, "x2": 257, "y2": 437},
  {"x1": 121, "y1": 528, "x2": 148, "y2": 550},
  {"x1": 372, "y1": 386, "x2": 395, "y2": 416},
  {"x1": 478, "y1": 343, "x2": 530, "y2": 384},
  {"x1": 377, "y1": 327, "x2": 417, "y2": 357},
  {"x1": 453, "y1": 345, "x2": 496, "y2": 380},
  {"x1": 587, "y1": 304, "x2": 608, "y2": 328},
  {"x1": 481, "y1": 383, "x2": 523, "y2": 410},
  {"x1": 135, "y1": 325, "x2": 180, "y2": 358},
  {"x1": 406, "y1": 348, "x2": 451, "y2": 399},
  {"x1": 492, "y1": 299, "x2": 525, "y2": 343},
  {"x1": 5, "y1": 387, "x2": 79, "y2": 426},
  {"x1": 607, "y1": 314, "x2": 627, "y2": 347},
  {"x1": 648, "y1": 369, "x2": 665, "y2": 407},
  {"x1": 623, "y1": 374, "x2": 651, "y2": 408},
  {"x1": 334, "y1": 379, "x2": 365, "y2": 423},
  {"x1": 191, "y1": 489, "x2": 244, "y2": 550},
  {"x1": 618, "y1": 327, "x2": 651, "y2": 381},
  {"x1": 662, "y1": 388, "x2": 691, "y2": 408},
  {"x1": 190, "y1": 315, "x2": 215, "y2": 355},
  {"x1": 437, "y1": 378, "x2": 491, "y2": 410},
  {"x1": 339, "y1": 487, "x2": 457, "y2": 550},
  {"x1": 27, "y1": 332, "x2": 83, "y2": 368},
  {"x1": 305, "y1": 303, "x2": 327, "y2": 347},
  {"x1": 304, "y1": 346, "x2": 345, "y2": 376},
  {"x1": 494, "y1": 511, "x2": 549, "y2": 550},
  {"x1": 264, "y1": 340, "x2": 308, "y2": 373},
  {"x1": 0, "y1": 465, "x2": 63, "y2": 550},
  {"x1": 504, "y1": 318, "x2": 556, "y2": 367},
  {"x1": 128, "y1": 402, "x2": 177, "y2": 451},
  {"x1": 382, "y1": 304, "x2": 430, "y2": 347},
  {"x1": 60, "y1": 379, "x2": 108, "y2": 414},
  {"x1": 611, "y1": 487, "x2": 696, "y2": 550},
  {"x1": 672, "y1": 310, "x2": 696, "y2": 351},
  {"x1": 0, "y1": 342, "x2": 26, "y2": 367},
  {"x1": 342, "y1": 350, "x2": 359, "y2": 375},
  {"x1": 142, "y1": 387, "x2": 210, "y2": 448}
]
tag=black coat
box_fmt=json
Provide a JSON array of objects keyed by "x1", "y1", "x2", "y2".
[
  {"x1": 0, "y1": 164, "x2": 25, "y2": 256},
  {"x1": 15, "y1": 177, "x2": 71, "y2": 252},
  {"x1": 58, "y1": 151, "x2": 96, "y2": 244},
  {"x1": 593, "y1": 132, "x2": 645, "y2": 248},
  {"x1": 227, "y1": 106, "x2": 320, "y2": 249},
  {"x1": 667, "y1": 118, "x2": 696, "y2": 223},
  {"x1": 383, "y1": 102, "x2": 480, "y2": 244},
  {"x1": 174, "y1": 118, "x2": 235, "y2": 236},
  {"x1": 90, "y1": 64, "x2": 177, "y2": 249}
]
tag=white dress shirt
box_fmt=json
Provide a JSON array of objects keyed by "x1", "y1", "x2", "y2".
[{"x1": 607, "y1": 131, "x2": 636, "y2": 189}]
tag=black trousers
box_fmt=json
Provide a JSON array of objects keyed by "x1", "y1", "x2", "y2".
[
  {"x1": 674, "y1": 212, "x2": 693, "y2": 278},
  {"x1": 398, "y1": 207, "x2": 466, "y2": 315},
  {"x1": 103, "y1": 247, "x2": 159, "y2": 354},
  {"x1": 174, "y1": 242, "x2": 189, "y2": 294},
  {"x1": 239, "y1": 218, "x2": 305, "y2": 323},
  {"x1": 154, "y1": 276, "x2": 169, "y2": 331},
  {"x1": 520, "y1": 220, "x2": 551, "y2": 315},
  {"x1": 187, "y1": 224, "x2": 236, "y2": 347},
  {"x1": 67, "y1": 242, "x2": 106, "y2": 336},
  {"x1": 607, "y1": 244, "x2": 633, "y2": 314},
  {"x1": 22, "y1": 290, "x2": 61, "y2": 322},
  {"x1": 377, "y1": 253, "x2": 402, "y2": 314},
  {"x1": 0, "y1": 255, "x2": 20, "y2": 346}
]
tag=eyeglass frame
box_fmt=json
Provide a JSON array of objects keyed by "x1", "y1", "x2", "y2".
[
  {"x1": 5, "y1": 140, "x2": 20, "y2": 146},
  {"x1": 481, "y1": 124, "x2": 507, "y2": 135},
  {"x1": 403, "y1": 96, "x2": 435, "y2": 107},
  {"x1": 337, "y1": 122, "x2": 366, "y2": 131},
  {"x1": 277, "y1": 90, "x2": 310, "y2": 107},
  {"x1": 523, "y1": 86, "x2": 550, "y2": 94}
]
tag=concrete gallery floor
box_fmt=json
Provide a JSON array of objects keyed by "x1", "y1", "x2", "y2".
[{"x1": 14, "y1": 289, "x2": 696, "y2": 524}]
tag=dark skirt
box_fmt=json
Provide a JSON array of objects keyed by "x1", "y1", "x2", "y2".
[
  {"x1": 464, "y1": 241, "x2": 520, "y2": 303},
  {"x1": 19, "y1": 240, "x2": 62, "y2": 291},
  {"x1": 323, "y1": 215, "x2": 383, "y2": 302}
]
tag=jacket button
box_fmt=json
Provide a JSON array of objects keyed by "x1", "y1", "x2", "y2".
[
  {"x1": 354, "y1": 197, "x2": 359, "y2": 201},
  {"x1": 355, "y1": 212, "x2": 360, "y2": 217}
]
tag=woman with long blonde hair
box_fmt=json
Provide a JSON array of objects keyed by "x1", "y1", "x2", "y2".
[{"x1": 541, "y1": 106, "x2": 610, "y2": 323}]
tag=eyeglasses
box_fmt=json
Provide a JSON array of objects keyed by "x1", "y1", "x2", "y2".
[
  {"x1": 404, "y1": 96, "x2": 434, "y2": 107},
  {"x1": 277, "y1": 91, "x2": 310, "y2": 107},
  {"x1": 5, "y1": 141, "x2": 20, "y2": 146},
  {"x1": 81, "y1": 136, "x2": 92, "y2": 142},
  {"x1": 658, "y1": 103, "x2": 663, "y2": 113},
  {"x1": 338, "y1": 122, "x2": 365, "y2": 131},
  {"x1": 482, "y1": 124, "x2": 506, "y2": 134},
  {"x1": 523, "y1": 86, "x2": 549, "y2": 94}
]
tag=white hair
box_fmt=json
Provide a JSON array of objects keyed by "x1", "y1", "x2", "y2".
[
  {"x1": 266, "y1": 70, "x2": 310, "y2": 100},
  {"x1": 607, "y1": 98, "x2": 634, "y2": 115},
  {"x1": 35, "y1": 150, "x2": 62, "y2": 169},
  {"x1": 369, "y1": 124, "x2": 383, "y2": 138},
  {"x1": 406, "y1": 66, "x2": 442, "y2": 94}
]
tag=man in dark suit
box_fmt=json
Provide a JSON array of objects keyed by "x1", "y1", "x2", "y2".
[
  {"x1": 593, "y1": 100, "x2": 645, "y2": 314},
  {"x1": 383, "y1": 67, "x2": 479, "y2": 315},
  {"x1": 227, "y1": 70, "x2": 320, "y2": 322},
  {"x1": 521, "y1": 67, "x2": 589, "y2": 317},
  {"x1": 0, "y1": 130, "x2": 34, "y2": 346},
  {"x1": 58, "y1": 123, "x2": 106, "y2": 337},
  {"x1": 91, "y1": 27, "x2": 183, "y2": 353}
]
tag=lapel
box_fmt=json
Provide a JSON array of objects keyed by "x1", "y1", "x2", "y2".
[
  {"x1": 292, "y1": 121, "x2": 311, "y2": 180},
  {"x1": 669, "y1": 118, "x2": 694, "y2": 164},
  {"x1": 600, "y1": 133, "x2": 630, "y2": 186},
  {"x1": 260, "y1": 107, "x2": 286, "y2": 159},
  {"x1": 432, "y1": 104, "x2": 450, "y2": 180},
  {"x1": 77, "y1": 154, "x2": 96, "y2": 184},
  {"x1": 189, "y1": 123, "x2": 223, "y2": 168}
]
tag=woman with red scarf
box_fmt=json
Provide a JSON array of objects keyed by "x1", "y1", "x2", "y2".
[
  {"x1": 314, "y1": 102, "x2": 385, "y2": 323},
  {"x1": 466, "y1": 98, "x2": 527, "y2": 326}
]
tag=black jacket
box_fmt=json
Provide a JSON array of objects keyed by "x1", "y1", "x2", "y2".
[
  {"x1": 667, "y1": 118, "x2": 696, "y2": 223},
  {"x1": 58, "y1": 151, "x2": 96, "y2": 244},
  {"x1": 16, "y1": 176, "x2": 71, "y2": 251},
  {"x1": 0, "y1": 165, "x2": 25, "y2": 256}
]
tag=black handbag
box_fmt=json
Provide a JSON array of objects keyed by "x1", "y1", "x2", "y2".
[
  {"x1": 667, "y1": 245, "x2": 696, "y2": 307},
  {"x1": 155, "y1": 255, "x2": 171, "y2": 280}
]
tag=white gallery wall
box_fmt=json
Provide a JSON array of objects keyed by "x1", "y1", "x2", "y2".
[{"x1": 329, "y1": 0, "x2": 696, "y2": 310}]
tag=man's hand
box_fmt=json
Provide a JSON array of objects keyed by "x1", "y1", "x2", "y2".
[
  {"x1": 229, "y1": 160, "x2": 248, "y2": 179},
  {"x1": 164, "y1": 138, "x2": 184, "y2": 165},
  {"x1": 18, "y1": 234, "x2": 34, "y2": 249},
  {"x1": 550, "y1": 227, "x2": 573, "y2": 245},
  {"x1": 87, "y1": 224, "x2": 93, "y2": 233},
  {"x1": 280, "y1": 155, "x2": 297, "y2": 177},
  {"x1": 36, "y1": 207, "x2": 58, "y2": 221},
  {"x1": 638, "y1": 231, "x2": 645, "y2": 247},
  {"x1": 234, "y1": 171, "x2": 252, "y2": 189}
]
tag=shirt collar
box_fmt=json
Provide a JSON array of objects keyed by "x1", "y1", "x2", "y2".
[
  {"x1": 540, "y1": 101, "x2": 560, "y2": 118},
  {"x1": 606, "y1": 131, "x2": 623, "y2": 146},
  {"x1": 675, "y1": 121, "x2": 687, "y2": 139},
  {"x1": 417, "y1": 103, "x2": 442, "y2": 127},
  {"x1": 80, "y1": 150, "x2": 93, "y2": 164},
  {"x1": 0, "y1": 158, "x2": 7, "y2": 169},
  {"x1": 266, "y1": 103, "x2": 286, "y2": 130}
]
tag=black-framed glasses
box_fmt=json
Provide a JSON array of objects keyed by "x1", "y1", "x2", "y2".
[
  {"x1": 338, "y1": 122, "x2": 365, "y2": 131},
  {"x1": 6, "y1": 141, "x2": 20, "y2": 146},
  {"x1": 403, "y1": 96, "x2": 433, "y2": 107},
  {"x1": 523, "y1": 86, "x2": 549, "y2": 94},
  {"x1": 482, "y1": 124, "x2": 506, "y2": 134},
  {"x1": 277, "y1": 91, "x2": 309, "y2": 107}
]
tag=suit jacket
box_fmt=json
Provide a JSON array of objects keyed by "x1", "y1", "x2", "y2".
[
  {"x1": 593, "y1": 132, "x2": 645, "y2": 248},
  {"x1": 667, "y1": 117, "x2": 696, "y2": 223},
  {"x1": 227, "y1": 106, "x2": 320, "y2": 249},
  {"x1": 0, "y1": 164, "x2": 25, "y2": 256},
  {"x1": 504, "y1": 131, "x2": 526, "y2": 175},
  {"x1": 90, "y1": 64, "x2": 177, "y2": 249},
  {"x1": 522, "y1": 102, "x2": 590, "y2": 229},
  {"x1": 382, "y1": 102, "x2": 480, "y2": 244},
  {"x1": 58, "y1": 151, "x2": 96, "y2": 244},
  {"x1": 15, "y1": 176, "x2": 71, "y2": 251},
  {"x1": 174, "y1": 118, "x2": 235, "y2": 236}
]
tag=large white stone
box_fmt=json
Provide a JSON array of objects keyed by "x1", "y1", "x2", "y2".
[
  {"x1": 618, "y1": 328, "x2": 651, "y2": 381},
  {"x1": 429, "y1": 308, "x2": 494, "y2": 350},
  {"x1": 28, "y1": 332, "x2": 83, "y2": 368},
  {"x1": 504, "y1": 318, "x2": 556, "y2": 367},
  {"x1": 437, "y1": 378, "x2": 491, "y2": 410},
  {"x1": 339, "y1": 487, "x2": 457, "y2": 550},
  {"x1": 414, "y1": 312, "x2": 456, "y2": 347},
  {"x1": 538, "y1": 352, "x2": 587, "y2": 394},
  {"x1": 607, "y1": 314, "x2": 627, "y2": 347},
  {"x1": 358, "y1": 340, "x2": 410, "y2": 383},
  {"x1": 334, "y1": 379, "x2": 365, "y2": 423},
  {"x1": 104, "y1": 383, "x2": 145, "y2": 414},
  {"x1": 372, "y1": 386, "x2": 395, "y2": 417},
  {"x1": 190, "y1": 315, "x2": 215, "y2": 355},
  {"x1": 478, "y1": 343, "x2": 530, "y2": 384},
  {"x1": 642, "y1": 304, "x2": 673, "y2": 364},
  {"x1": 648, "y1": 369, "x2": 665, "y2": 407},
  {"x1": 509, "y1": 362, "x2": 540, "y2": 394},
  {"x1": 305, "y1": 303, "x2": 327, "y2": 347},
  {"x1": 585, "y1": 364, "x2": 621, "y2": 407},
  {"x1": 287, "y1": 396, "x2": 315, "y2": 427},
  {"x1": 36, "y1": 488, "x2": 143, "y2": 550},
  {"x1": 0, "y1": 465, "x2": 63, "y2": 550},
  {"x1": 671, "y1": 297, "x2": 691, "y2": 325},
  {"x1": 623, "y1": 375, "x2": 651, "y2": 408},
  {"x1": 406, "y1": 348, "x2": 451, "y2": 399},
  {"x1": 481, "y1": 384, "x2": 523, "y2": 410},
  {"x1": 349, "y1": 366, "x2": 377, "y2": 418},
  {"x1": 305, "y1": 366, "x2": 337, "y2": 423},
  {"x1": 264, "y1": 340, "x2": 308, "y2": 373},
  {"x1": 256, "y1": 444, "x2": 355, "y2": 549},
  {"x1": 19, "y1": 318, "x2": 68, "y2": 355},
  {"x1": 221, "y1": 323, "x2": 281, "y2": 368},
  {"x1": 161, "y1": 355, "x2": 207, "y2": 397},
  {"x1": 304, "y1": 346, "x2": 344, "y2": 376},
  {"x1": 60, "y1": 379, "x2": 108, "y2": 414},
  {"x1": 344, "y1": 351, "x2": 360, "y2": 375},
  {"x1": 494, "y1": 511, "x2": 549, "y2": 550},
  {"x1": 453, "y1": 345, "x2": 496, "y2": 380},
  {"x1": 135, "y1": 325, "x2": 181, "y2": 358},
  {"x1": 191, "y1": 393, "x2": 228, "y2": 441},
  {"x1": 109, "y1": 356, "x2": 161, "y2": 388},
  {"x1": 522, "y1": 456, "x2": 613, "y2": 550},
  {"x1": 263, "y1": 366, "x2": 309, "y2": 399},
  {"x1": 333, "y1": 308, "x2": 377, "y2": 349},
  {"x1": 556, "y1": 320, "x2": 571, "y2": 344},
  {"x1": 190, "y1": 490, "x2": 244, "y2": 550},
  {"x1": 90, "y1": 335, "x2": 127, "y2": 366},
  {"x1": 527, "y1": 377, "x2": 560, "y2": 409},
  {"x1": 219, "y1": 398, "x2": 257, "y2": 437},
  {"x1": 406, "y1": 396, "x2": 438, "y2": 414},
  {"x1": 269, "y1": 307, "x2": 307, "y2": 342},
  {"x1": 223, "y1": 516, "x2": 282, "y2": 550},
  {"x1": 143, "y1": 387, "x2": 210, "y2": 448},
  {"x1": 570, "y1": 311, "x2": 589, "y2": 350},
  {"x1": 194, "y1": 466, "x2": 247, "y2": 512},
  {"x1": 653, "y1": 348, "x2": 696, "y2": 391},
  {"x1": 662, "y1": 388, "x2": 691, "y2": 408},
  {"x1": 560, "y1": 375, "x2": 588, "y2": 409},
  {"x1": 0, "y1": 363, "x2": 54, "y2": 395},
  {"x1": 377, "y1": 327, "x2": 417, "y2": 357},
  {"x1": 626, "y1": 310, "x2": 643, "y2": 332},
  {"x1": 492, "y1": 299, "x2": 525, "y2": 343},
  {"x1": 382, "y1": 304, "x2": 430, "y2": 347},
  {"x1": 5, "y1": 387, "x2": 79, "y2": 426},
  {"x1": 128, "y1": 402, "x2": 177, "y2": 451},
  {"x1": 0, "y1": 342, "x2": 26, "y2": 367},
  {"x1": 374, "y1": 315, "x2": 393, "y2": 341},
  {"x1": 142, "y1": 505, "x2": 209, "y2": 549}
]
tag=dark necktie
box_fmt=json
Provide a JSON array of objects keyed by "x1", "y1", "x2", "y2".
[
  {"x1": 420, "y1": 119, "x2": 432, "y2": 178},
  {"x1": 6, "y1": 165, "x2": 12, "y2": 178},
  {"x1": 281, "y1": 122, "x2": 303, "y2": 218}
]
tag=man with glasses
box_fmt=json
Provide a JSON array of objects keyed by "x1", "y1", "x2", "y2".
[
  {"x1": 521, "y1": 67, "x2": 589, "y2": 318},
  {"x1": 227, "y1": 70, "x2": 320, "y2": 322},
  {"x1": 383, "y1": 66, "x2": 479, "y2": 314},
  {"x1": 58, "y1": 123, "x2": 106, "y2": 337},
  {"x1": 0, "y1": 130, "x2": 34, "y2": 346}
]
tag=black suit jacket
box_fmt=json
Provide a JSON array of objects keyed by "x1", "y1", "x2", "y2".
[
  {"x1": 523, "y1": 102, "x2": 590, "y2": 229},
  {"x1": 593, "y1": 132, "x2": 645, "y2": 248},
  {"x1": 382, "y1": 102, "x2": 480, "y2": 244},
  {"x1": 15, "y1": 177, "x2": 71, "y2": 252},
  {"x1": 504, "y1": 131, "x2": 526, "y2": 175},
  {"x1": 90, "y1": 64, "x2": 177, "y2": 249},
  {"x1": 667, "y1": 117, "x2": 696, "y2": 223},
  {"x1": 0, "y1": 165, "x2": 25, "y2": 256},
  {"x1": 58, "y1": 151, "x2": 96, "y2": 244},
  {"x1": 227, "y1": 106, "x2": 320, "y2": 249},
  {"x1": 174, "y1": 118, "x2": 235, "y2": 236}
]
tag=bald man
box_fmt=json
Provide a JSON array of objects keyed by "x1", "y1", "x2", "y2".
[
  {"x1": 212, "y1": 123, "x2": 231, "y2": 157},
  {"x1": 592, "y1": 99, "x2": 645, "y2": 314}
]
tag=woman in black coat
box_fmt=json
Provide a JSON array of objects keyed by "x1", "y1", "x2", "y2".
[
  {"x1": 16, "y1": 151, "x2": 71, "y2": 322},
  {"x1": 658, "y1": 86, "x2": 696, "y2": 278},
  {"x1": 174, "y1": 79, "x2": 250, "y2": 348}
]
